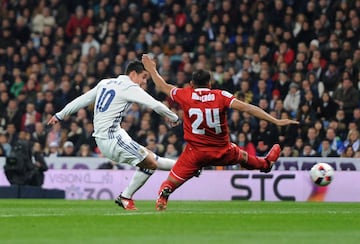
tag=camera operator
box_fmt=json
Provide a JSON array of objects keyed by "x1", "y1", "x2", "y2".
[
  {"x1": 4, "y1": 140, "x2": 48, "y2": 187},
  {"x1": 30, "y1": 142, "x2": 48, "y2": 186}
]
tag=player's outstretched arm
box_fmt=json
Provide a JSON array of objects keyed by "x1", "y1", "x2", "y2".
[
  {"x1": 142, "y1": 54, "x2": 175, "y2": 97},
  {"x1": 47, "y1": 86, "x2": 97, "y2": 125},
  {"x1": 231, "y1": 99, "x2": 299, "y2": 126}
]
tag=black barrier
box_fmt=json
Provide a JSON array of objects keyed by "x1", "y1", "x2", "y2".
[{"x1": 0, "y1": 185, "x2": 65, "y2": 199}]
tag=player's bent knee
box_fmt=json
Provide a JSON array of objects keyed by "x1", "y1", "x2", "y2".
[
  {"x1": 147, "y1": 162, "x2": 157, "y2": 170},
  {"x1": 137, "y1": 158, "x2": 158, "y2": 170}
]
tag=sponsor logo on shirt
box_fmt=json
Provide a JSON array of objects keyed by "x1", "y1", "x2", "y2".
[{"x1": 191, "y1": 92, "x2": 215, "y2": 102}]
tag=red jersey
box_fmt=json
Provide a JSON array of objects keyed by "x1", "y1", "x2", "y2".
[{"x1": 170, "y1": 87, "x2": 235, "y2": 150}]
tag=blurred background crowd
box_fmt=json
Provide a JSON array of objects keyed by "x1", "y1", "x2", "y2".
[{"x1": 0, "y1": 0, "x2": 360, "y2": 164}]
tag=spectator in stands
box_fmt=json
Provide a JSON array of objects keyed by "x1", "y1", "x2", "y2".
[
  {"x1": 322, "y1": 62, "x2": 340, "y2": 93},
  {"x1": 10, "y1": 68, "x2": 25, "y2": 98},
  {"x1": 50, "y1": 0, "x2": 69, "y2": 27},
  {"x1": 274, "y1": 71, "x2": 291, "y2": 100},
  {"x1": 135, "y1": 116, "x2": 152, "y2": 146},
  {"x1": 31, "y1": 7, "x2": 56, "y2": 34},
  {"x1": 258, "y1": 98, "x2": 270, "y2": 113},
  {"x1": 306, "y1": 71, "x2": 324, "y2": 99},
  {"x1": 300, "y1": 143, "x2": 318, "y2": 157},
  {"x1": 21, "y1": 102, "x2": 41, "y2": 133},
  {"x1": 253, "y1": 119, "x2": 279, "y2": 156},
  {"x1": 164, "y1": 143, "x2": 178, "y2": 160},
  {"x1": 252, "y1": 79, "x2": 271, "y2": 105},
  {"x1": 318, "y1": 138, "x2": 339, "y2": 158},
  {"x1": 236, "y1": 132, "x2": 256, "y2": 157},
  {"x1": 283, "y1": 82, "x2": 301, "y2": 118},
  {"x1": 341, "y1": 145, "x2": 355, "y2": 158},
  {"x1": 333, "y1": 78, "x2": 359, "y2": 122},
  {"x1": 228, "y1": 110, "x2": 241, "y2": 142},
  {"x1": 13, "y1": 15, "x2": 31, "y2": 45},
  {"x1": 77, "y1": 144, "x2": 94, "y2": 157},
  {"x1": 273, "y1": 41, "x2": 295, "y2": 67},
  {"x1": 293, "y1": 136, "x2": 304, "y2": 155},
  {"x1": 31, "y1": 122, "x2": 47, "y2": 149},
  {"x1": 352, "y1": 108, "x2": 360, "y2": 129},
  {"x1": 338, "y1": 129, "x2": 360, "y2": 155},
  {"x1": 296, "y1": 102, "x2": 316, "y2": 139},
  {"x1": 81, "y1": 34, "x2": 100, "y2": 56},
  {"x1": 164, "y1": 132, "x2": 182, "y2": 157},
  {"x1": 145, "y1": 132, "x2": 164, "y2": 157},
  {"x1": 156, "y1": 123, "x2": 169, "y2": 146},
  {"x1": 335, "y1": 109, "x2": 348, "y2": 136},
  {"x1": 46, "y1": 122, "x2": 63, "y2": 151},
  {"x1": 234, "y1": 121, "x2": 250, "y2": 144},
  {"x1": 314, "y1": 120, "x2": 326, "y2": 139},
  {"x1": 65, "y1": 5, "x2": 92, "y2": 39},
  {"x1": 316, "y1": 91, "x2": 338, "y2": 122},
  {"x1": 277, "y1": 111, "x2": 298, "y2": 147},
  {"x1": 269, "y1": 91, "x2": 283, "y2": 116},
  {"x1": 305, "y1": 127, "x2": 321, "y2": 152},
  {"x1": 280, "y1": 145, "x2": 299, "y2": 157},
  {"x1": 66, "y1": 120, "x2": 86, "y2": 153},
  {"x1": 301, "y1": 90, "x2": 319, "y2": 116},
  {"x1": 0, "y1": 94, "x2": 9, "y2": 121},
  {"x1": 59, "y1": 141, "x2": 76, "y2": 157},
  {"x1": 46, "y1": 141, "x2": 60, "y2": 157},
  {"x1": 0, "y1": 27, "x2": 15, "y2": 51}
]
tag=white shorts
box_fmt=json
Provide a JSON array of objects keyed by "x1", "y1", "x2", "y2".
[{"x1": 95, "y1": 134, "x2": 148, "y2": 167}]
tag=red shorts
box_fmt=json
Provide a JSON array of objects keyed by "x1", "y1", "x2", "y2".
[{"x1": 170, "y1": 143, "x2": 244, "y2": 182}]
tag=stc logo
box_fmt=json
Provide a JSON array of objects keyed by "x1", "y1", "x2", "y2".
[{"x1": 231, "y1": 174, "x2": 296, "y2": 201}]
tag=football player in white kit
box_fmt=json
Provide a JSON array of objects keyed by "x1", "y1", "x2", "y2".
[{"x1": 48, "y1": 60, "x2": 179, "y2": 210}]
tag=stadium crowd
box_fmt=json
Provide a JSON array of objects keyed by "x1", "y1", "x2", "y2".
[{"x1": 0, "y1": 0, "x2": 360, "y2": 165}]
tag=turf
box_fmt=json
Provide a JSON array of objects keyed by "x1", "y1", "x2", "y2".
[{"x1": 0, "y1": 200, "x2": 359, "y2": 244}]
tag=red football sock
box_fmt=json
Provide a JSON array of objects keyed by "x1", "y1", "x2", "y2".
[
  {"x1": 158, "y1": 180, "x2": 177, "y2": 195},
  {"x1": 245, "y1": 154, "x2": 267, "y2": 169}
]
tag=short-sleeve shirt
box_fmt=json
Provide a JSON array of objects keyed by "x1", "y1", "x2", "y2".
[{"x1": 170, "y1": 87, "x2": 236, "y2": 151}]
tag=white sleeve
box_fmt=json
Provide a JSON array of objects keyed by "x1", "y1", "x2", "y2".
[
  {"x1": 55, "y1": 86, "x2": 97, "y2": 120},
  {"x1": 124, "y1": 85, "x2": 179, "y2": 122}
]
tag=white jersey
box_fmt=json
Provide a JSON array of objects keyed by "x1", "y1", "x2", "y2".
[{"x1": 55, "y1": 75, "x2": 178, "y2": 139}]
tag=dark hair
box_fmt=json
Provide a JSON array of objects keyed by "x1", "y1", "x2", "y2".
[
  {"x1": 192, "y1": 69, "x2": 211, "y2": 87},
  {"x1": 125, "y1": 60, "x2": 145, "y2": 75}
]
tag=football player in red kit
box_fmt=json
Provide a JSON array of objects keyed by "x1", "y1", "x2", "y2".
[{"x1": 142, "y1": 55, "x2": 299, "y2": 211}]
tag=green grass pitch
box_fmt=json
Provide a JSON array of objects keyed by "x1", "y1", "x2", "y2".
[{"x1": 0, "y1": 200, "x2": 359, "y2": 244}]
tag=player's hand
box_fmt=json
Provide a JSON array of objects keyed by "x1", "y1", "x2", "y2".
[
  {"x1": 47, "y1": 115, "x2": 60, "y2": 125},
  {"x1": 276, "y1": 119, "x2": 299, "y2": 126},
  {"x1": 165, "y1": 117, "x2": 181, "y2": 128},
  {"x1": 169, "y1": 119, "x2": 181, "y2": 127},
  {"x1": 142, "y1": 54, "x2": 156, "y2": 72}
]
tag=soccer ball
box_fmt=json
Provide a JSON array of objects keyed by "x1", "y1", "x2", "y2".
[{"x1": 309, "y1": 163, "x2": 334, "y2": 186}]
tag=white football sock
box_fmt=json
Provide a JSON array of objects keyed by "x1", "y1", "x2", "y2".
[
  {"x1": 121, "y1": 168, "x2": 154, "y2": 199},
  {"x1": 154, "y1": 154, "x2": 176, "y2": 170},
  {"x1": 121, "y1": 154, "x2": 176, "y2": 199}
]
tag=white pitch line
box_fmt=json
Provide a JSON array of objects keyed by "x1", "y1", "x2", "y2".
[
  {"x1": 0, "y1": 209, "x2": 352, "y2": 218},
  {"x1": 0, "y1": 213, "x2": 66, "y2": 218}
]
